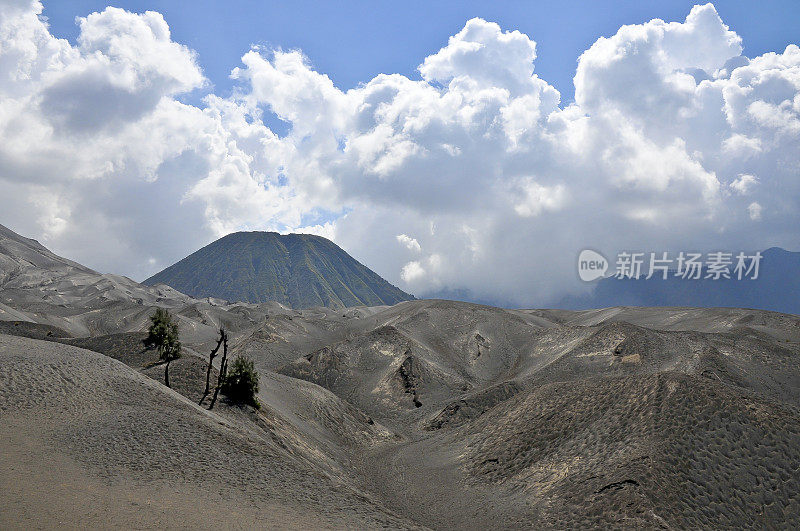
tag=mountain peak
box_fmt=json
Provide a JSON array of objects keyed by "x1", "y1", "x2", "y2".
[{"x1": 144, "y1": 231, "x2": 414, "y2": 309}]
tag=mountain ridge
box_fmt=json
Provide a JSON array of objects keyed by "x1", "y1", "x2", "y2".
[{"x1": 563, "y1": 247, "x2": 800, "y2": 315}]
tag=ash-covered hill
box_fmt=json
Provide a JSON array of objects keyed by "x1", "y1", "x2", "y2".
[
  {"x1": 144, "y1": 231, "x2": 414, "y2": 309},
  {"x1": 275, "y1": 300, "x2": 800, "y2": 528},
  {"x1": 0, "y1": 222, "x2": 267, "y2": 340}
]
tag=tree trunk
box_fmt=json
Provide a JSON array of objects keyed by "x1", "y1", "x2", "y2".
[
  {"x1": 164, "y1": 359, "x2": 171, "y2": 388},
  {"x1": 208, "y1": 332, "x2": 228, "y2": 410},
  {"x1": 203, "y1": 331, "x2": 224, "y2": 396},
  {"x1": 203, "y1": 355, "x2": 213, "y2": 396}
]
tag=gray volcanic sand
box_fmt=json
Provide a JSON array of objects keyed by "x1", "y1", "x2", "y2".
[
  {"x1": 275, "y1": 300, "x2": 800, "y2": 528},
  {"x1": 2, "y1": 224, "x2": 800, "y2": 528},
  {"x1": 0, "y1": 335, "x2": 415, "y2": 530},
  {"x1": 3, "y1": 292, "x2": 800, "y2": 528}
]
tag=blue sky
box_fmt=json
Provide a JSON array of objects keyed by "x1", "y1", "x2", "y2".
[{"x1": 43, "y1": 1, "x2": 800, "y2": 107}]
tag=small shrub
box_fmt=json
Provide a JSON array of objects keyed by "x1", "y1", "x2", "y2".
[{"x1": 221, "y1": 355, "x2": 260, "y2": 408}]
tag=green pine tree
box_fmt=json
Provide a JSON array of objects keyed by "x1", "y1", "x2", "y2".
[{"x1": 145, "y1": 308, "x2": 181, "y2": 388}]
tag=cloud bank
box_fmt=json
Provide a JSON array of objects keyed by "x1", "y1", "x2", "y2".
[{"x1": 0, "y1": 1, "x2": 798, "y2": 307}]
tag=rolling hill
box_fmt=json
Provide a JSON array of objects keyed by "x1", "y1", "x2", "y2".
[{"x1": 144, "y1": 231, "x2": 414, "y2": 308}]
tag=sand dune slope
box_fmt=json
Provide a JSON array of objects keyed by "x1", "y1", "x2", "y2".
[{"x1": 0, "y1": 334, "x2": 416, "y2": 530}]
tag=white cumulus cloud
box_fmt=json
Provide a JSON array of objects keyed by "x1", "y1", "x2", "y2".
[
  {"x1": 748, "y1": 202, "x2": 763, "y2": 221},
  {"x1": 0, "y1": 2, "x2": 798, "y2": 307},
  {"x1": 396, "y1": 234, "x2": 422, "y2": 253},
  {"x1": 730, "y1": 174, "x2": 758, "y2": 195}
]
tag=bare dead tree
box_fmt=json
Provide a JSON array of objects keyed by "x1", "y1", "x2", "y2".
[
  {"x1": 208, "y1": 330, "x2": 229, "y2": 410},
  {"x1": 199, "y1": 328, "x2": 225, "y2": 405}
]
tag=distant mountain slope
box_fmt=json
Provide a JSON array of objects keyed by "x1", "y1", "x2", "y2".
[
  {"x1": 144, "y1": 231, "x2": 414, "y2": 309},
  {"x1": 562, "y1": 247, "x2": 800, "y2": 315},
  {"x1": 0, "y1": 222, "x2": 264, "y2": 340},
  {"x1": 0, "y1": 223, "x2": 95, "y2": 280}
]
